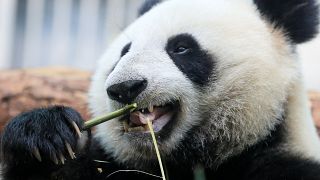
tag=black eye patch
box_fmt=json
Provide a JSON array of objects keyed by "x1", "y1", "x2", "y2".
[
  {"x1": 165, "y1": 33, "x2": 215, "y2": 86},
  {"x1": 120, "y1": 42, "x2": 132, "y2": 57},
  {"x1": 110, "y1": 42, "x2": 132, "y2": 73}
]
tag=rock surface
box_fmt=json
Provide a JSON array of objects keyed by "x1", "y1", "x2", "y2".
[{"x1": 0, "y1": 68, "x2": 91, "y2": 130}]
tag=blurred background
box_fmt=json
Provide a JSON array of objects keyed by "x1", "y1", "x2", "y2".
[
  {"x1": 0, "y1": 0, "x2": 319, "y2": 132},
  {"x1": 0, "y1": 0, "x2": 146, "y2": 128},
  {"x1": 0, "y1": 0, "x2": 319, "y2": 90},
  {"x1": 0, "y1": 0, "x2": 143, "y2": 70}
]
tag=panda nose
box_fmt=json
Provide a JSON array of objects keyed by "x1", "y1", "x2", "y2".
[{"x1": 107, "y1": 80, "x2": 148, "y2": 104}]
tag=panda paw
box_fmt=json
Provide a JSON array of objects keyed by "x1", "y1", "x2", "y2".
[{"x1": 1, "y1": 106, "x2": 84, "y2": 166}]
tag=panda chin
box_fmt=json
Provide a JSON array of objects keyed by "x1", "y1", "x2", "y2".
[{"x1": 121, "y1": 101, "x2": 179, "y2": 134}]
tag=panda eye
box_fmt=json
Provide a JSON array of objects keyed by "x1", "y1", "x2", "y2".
[
  {"x1": 166, "y1": 34, "x2": 198, "y2": 57},
  {"x1": 173, "y1": 46, "x2": 191, "y2": 55}
]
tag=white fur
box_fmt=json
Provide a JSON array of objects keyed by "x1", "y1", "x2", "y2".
[
  {"x1": 284, "y1": 73, "x2": 320, "y2": 160},
  {"x1": 89, "y1": 0, "x2": 320, "y2": 167}
]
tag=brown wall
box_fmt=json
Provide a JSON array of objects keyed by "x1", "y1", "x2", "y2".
[{"x1": 0, "y1": 68, "x2": 91, "y2": 130}]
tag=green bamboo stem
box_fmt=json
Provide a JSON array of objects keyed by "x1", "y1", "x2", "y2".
[
  {"x1": 83, "y1": 103, "x2": 137, "y2": 130},
  {"x1": 147, "y1": 119, "x2": 166, "y2": 180},
  {"x1": 194, "y1": 165, "x2": 206, "y2": 180}
]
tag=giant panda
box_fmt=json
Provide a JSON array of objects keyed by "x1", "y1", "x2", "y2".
[{"x1": 1, "y1": 0, "x2": 320, "y2": 179}]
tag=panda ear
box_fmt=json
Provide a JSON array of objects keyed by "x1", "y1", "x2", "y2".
[
  {"x1": 254, "y1": 0, "x2": 319, "y2": 44},
  {"x1": 138, "y1": 0, "x2": 162, "y2": 17}
]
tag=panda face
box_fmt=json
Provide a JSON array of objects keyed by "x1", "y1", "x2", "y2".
[{"x1": 89, "y1": 0, "x2": 299, "y2": 167}]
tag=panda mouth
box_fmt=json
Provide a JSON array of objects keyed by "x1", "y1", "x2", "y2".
[{"x1": 122, "y1": 102, "x2": 179, "y2": 133}]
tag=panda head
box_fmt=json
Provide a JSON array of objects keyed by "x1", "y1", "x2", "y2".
[{"x1": 89, "y1": 0, "x2": 319, "y2": 168}]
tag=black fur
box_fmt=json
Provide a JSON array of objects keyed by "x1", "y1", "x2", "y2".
[
  {"x1": 2, "y1": 107, "x2": 320, "y2": 180},
  {"x1": 0, "y1": 106, "x2": 85, "y2": 179},
  {"x1": 166, "y1": 33, "x2": 215, "y2": 86},
  {"x1": 111, "y1": 42, "x2": 132, "y2": 72},
  {"x1": 254, "y1": 0, "x2": 319, "y2": 44},
  {"x1": 138, "y1": 0, "x2": 162, "y2": 16},
  {"x1": 206, "y1": 121, "x2": 320, "y2": 180},
  {"x1": 120, "y1": 42, "x2": 131, "y2": 57}
]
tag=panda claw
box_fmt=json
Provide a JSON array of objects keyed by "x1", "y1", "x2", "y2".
[
  {"x1": 32, "y1": 147, "x2": 42, "y2": 162},
  {"x1": 71, "y1": 121, "x2": 82, "y2": 138},
  {"x1": 65, "y1": 141, "x2": 75, "y2": 159},
  {"x1": 59, "y1": 153, "x2": 65, "y2": 165},
  {"x1": 51, "y1": 153, "x2": 59, "y2": 165}
]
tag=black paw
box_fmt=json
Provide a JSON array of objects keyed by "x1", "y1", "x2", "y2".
[{"x1": 1, "y1": 106, "x2": 84, "y2": 166}]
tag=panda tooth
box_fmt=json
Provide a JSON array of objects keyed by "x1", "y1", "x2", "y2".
[
  {"x1": 142, "y1": 109, "x2": 145, "y2": 113},
  {"x1": 143, "y1": 124, "x2": 150, "y2": 131},
  {"x1": 123, "y1": 121, "x2": 129, "y2": 132},
  {"x1": 148, "y1": 105, "x2": 154, "y2": 113}
]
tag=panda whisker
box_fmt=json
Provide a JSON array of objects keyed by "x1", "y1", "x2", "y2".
[
  {"x1": 93, "y1": 159, "x2": 110, "y2": 164},
  {"x1": 106, "y1": 170, "x2": 162, "y2": 179}
]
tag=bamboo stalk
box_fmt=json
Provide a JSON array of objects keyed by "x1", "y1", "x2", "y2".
[
  {"x1": 84, "y1": 104, "x2": 167, "y2": 180},
  {"x1": 83, "y1": 103, "x2": 137, "y2": 130},
  {"x1": 147, "y1": 119, "x2": 166, "y2": 180},
  {"x1": 194, "y1": 165, "x2": 206, "y2": 180}
]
